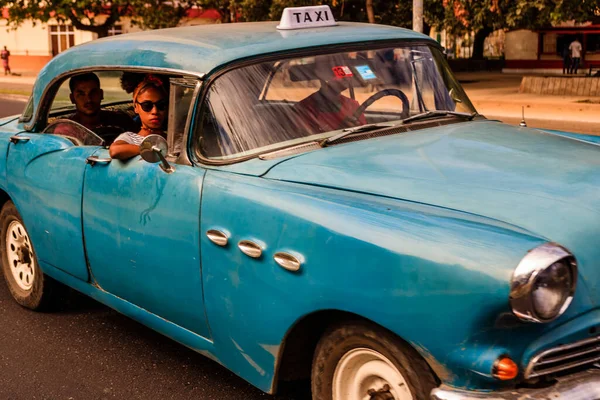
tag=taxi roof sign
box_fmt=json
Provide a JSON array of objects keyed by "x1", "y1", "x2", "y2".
[{"x1": 277, "y1": 6, "x2": 337, "y2": 30}]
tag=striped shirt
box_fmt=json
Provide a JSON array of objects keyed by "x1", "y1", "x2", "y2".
[{"x1": 114, "y1": 132, "x2": 146, "y2": 146}]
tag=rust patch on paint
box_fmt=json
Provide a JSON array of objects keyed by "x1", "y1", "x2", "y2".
[{"x1": 412, "y1": 343, "x2": 454, "y2": 382}]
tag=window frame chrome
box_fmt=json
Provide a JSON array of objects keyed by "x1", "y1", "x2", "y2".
[
  {"x1": 509, "y1": 242, "x2": 577, "y2": 323},
  {"x1": 18, "y1": 96, "x2": 34, "y2": 123}
]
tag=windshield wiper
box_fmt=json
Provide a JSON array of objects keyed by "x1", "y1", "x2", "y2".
[
  {"x1": 401, "y1": 110, "x2": 478, "y2": 124},
  {"x1": 322, "y1": 123, "x2": 398, "y2": 146}
]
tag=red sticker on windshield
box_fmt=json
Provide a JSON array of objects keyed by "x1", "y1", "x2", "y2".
[{"x1": 332, "y1": 66, "x2": 353, "y2": 79}]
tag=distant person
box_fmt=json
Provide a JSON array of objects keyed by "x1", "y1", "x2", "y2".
[
  {"x1": 569, "y1": 38, "x2": 582, "y2": 74},
  {"x1": 1, "y1": 46, "x2": 10, "y2": 75},
  {"x1": 561, "y1": 44, "x2": 571, "y2": 75}
]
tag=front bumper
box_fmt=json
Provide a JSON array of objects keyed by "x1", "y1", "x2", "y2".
[{"x1": 431, "y1": 369, "x2": 600, "y2": 400}]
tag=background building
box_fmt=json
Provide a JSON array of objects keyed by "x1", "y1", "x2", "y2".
[
  {"x1": 504, "y1": 22, "x2": 600, "y2": 74},
  {"x1": 0, "y1": 7, "x2": 221, "y2": 74}
]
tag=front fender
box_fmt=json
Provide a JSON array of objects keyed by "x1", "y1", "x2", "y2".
[{"x1": 200, "y1": 170, "x2": 550, "y2": 392}]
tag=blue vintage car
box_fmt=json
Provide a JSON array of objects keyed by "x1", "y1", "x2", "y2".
[{"x1": 1, "y1": 6, "x2": 599, "y2": 399}]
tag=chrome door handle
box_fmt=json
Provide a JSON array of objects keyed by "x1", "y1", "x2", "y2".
[
  {"x1": 9, "y1": 136, "x2": 30, "y2": 144},
  {"x1": 86, "y1": 155, "x2": 112, "y2": 166}
]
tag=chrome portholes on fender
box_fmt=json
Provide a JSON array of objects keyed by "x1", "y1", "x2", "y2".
[
  {"x1": 510, "y1": 242, "x2": 577, "y2": 323},
  {"x1": 274, "y1": 252, "x2": 302, "y2": 272},
  {"x1": 207, "y1": 230, "x2": 303, "y2": 270},
  {"x1": 238, "y1": 240, "x2": 263, "y2": 259},
  {"x1": 206, "y1": 229, "x2": 229, "y2": 247}
]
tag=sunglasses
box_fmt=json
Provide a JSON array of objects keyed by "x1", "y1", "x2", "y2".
[{"x1": 136, "y1": 100, "x2": 168, "y2": 112}]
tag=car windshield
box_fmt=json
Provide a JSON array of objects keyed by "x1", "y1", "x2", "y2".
[{"x1": 196, "y1": 44, "x2": 476, "y2": 160}]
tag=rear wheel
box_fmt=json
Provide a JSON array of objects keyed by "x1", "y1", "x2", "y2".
[
  {"x1": 1, "y1": 201, "x2": 61, "y2": 310},
  {"x1": 312, "y1": 321, "x2": 437, "y2": 400}
]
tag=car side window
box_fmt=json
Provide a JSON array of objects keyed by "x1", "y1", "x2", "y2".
[{"x1": 45, "y1": 71, "x2": 137, "y2": 146}]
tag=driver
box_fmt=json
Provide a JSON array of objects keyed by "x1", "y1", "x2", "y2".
[
  {"x1": 294, "y1": 77, "x2": 366, "y2": 134},
  {"x1": 62, "y1": 72, "x2": 137, "y2": 142}
]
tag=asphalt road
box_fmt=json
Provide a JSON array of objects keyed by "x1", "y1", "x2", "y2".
[
  {"x1": 0, "y1": 97, "x2": 310, "y2": 400},
  {"x1": 1, "y1": 97, "x2": 27, "y2": 117}
]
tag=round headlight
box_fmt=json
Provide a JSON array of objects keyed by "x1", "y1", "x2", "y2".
[
  {"x1": 532, "y1": 261, "x2": 573, "y2": 320},
  {"x1": 510, "y1": 243, "x2": 577, "y2": 323}
]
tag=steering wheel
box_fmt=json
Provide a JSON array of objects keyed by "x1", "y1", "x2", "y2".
[{"x1": 350, "y1": 89, "x2": 410, "y2": 124}]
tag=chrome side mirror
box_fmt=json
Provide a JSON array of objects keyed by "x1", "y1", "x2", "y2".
[{"x1": 140, "y1": 135, "x2": 175, "y2": 174}]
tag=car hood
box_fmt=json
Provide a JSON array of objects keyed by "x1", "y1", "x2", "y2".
[{"x1": 264, "y1": 120, "x2": 600, "y2": 306}]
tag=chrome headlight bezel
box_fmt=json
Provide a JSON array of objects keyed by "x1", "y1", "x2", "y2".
[{"x1": 510, "y1": 243, "x2": 577, "y2": 323}]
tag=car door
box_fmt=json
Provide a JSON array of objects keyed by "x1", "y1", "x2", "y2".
[
  {"x1": 6, "y1": 127, "x2": 102, "y2": 282},
  {"x1": 81, "y1": 147, "x2": 211, "y2": 338}
]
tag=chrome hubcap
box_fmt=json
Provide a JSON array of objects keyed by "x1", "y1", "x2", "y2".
[
  {"x1": 6, "y1": 220, "x2": 34, "y2": 291},
  {"x1": 333, "y1": 348, "x2": 413, "y2": 400}
]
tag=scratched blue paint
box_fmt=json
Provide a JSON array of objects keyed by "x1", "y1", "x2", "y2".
[
  {"x1": 0, "y1": 19, "x2": 599, "y2": 398},
  {"x1": 6, "y1": 133, "x2": 99, "y2": 281},
  {"x1": 82, "y1": 148, "x2": 210, "y2": 338}
]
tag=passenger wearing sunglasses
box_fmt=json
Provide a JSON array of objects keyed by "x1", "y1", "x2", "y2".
[{"x1": 110, "y1": 75, "x2": 168, "y2": 160}]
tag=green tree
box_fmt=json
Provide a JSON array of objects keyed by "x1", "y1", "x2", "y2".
[
  {"x1": 428, "y1": 0, "x2": 599, "y2": 59},
  {"x1": 130, "y1": 1, "x2": 190, "y2": 30},
  {"x1": 0, "y1": 0, "x2": 193, "y2": 37},
  {"x1": 505, "y1": 0, "x2": 599, "y2": 30}
]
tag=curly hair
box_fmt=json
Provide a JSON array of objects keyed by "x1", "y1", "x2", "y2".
[{"x1": 120, "y1": 72, "x2": 168, "y2": 101}]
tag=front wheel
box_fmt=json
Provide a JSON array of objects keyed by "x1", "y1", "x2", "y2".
[
  {"x1": 312, "y1": 321, "x2": 437, "y2": 400},
  {"x1": 0, "y1": 201, "x2": 61, "y2": 310}
]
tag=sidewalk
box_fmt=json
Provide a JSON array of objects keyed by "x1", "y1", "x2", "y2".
[
  {"x1": 0, "y1": 73, "x2": 36, "y2": 100},
  {"x1": 457, "y1": 72, "x2": 600, "y2": 134},
  {"x1": 0, "y1": 71, "x2": 599, "y2": 134}
]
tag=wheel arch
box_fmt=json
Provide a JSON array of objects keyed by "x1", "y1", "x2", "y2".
[
  {"x1": 0, "y1": 187, "x2": 12, "y2": 211},
  {"x1": 272, "y1": 309, "x2": 442, "y2": 394}
]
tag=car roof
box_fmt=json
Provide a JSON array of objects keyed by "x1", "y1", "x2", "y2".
[{"x1": 28, "y1": 21, "x2": 434, "y2": 127}]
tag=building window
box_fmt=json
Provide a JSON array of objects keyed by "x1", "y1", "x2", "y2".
[
  {"x1": 107, "y1": 25, "x2": 123, "y2": 36},
  {"x1": 50, "y1": 25, "x2": 74, "y2": 56},
  {"x1": 587, "y1": 34, "x2": 600, "y2": 53},
  {"x1": 542, "y1": 33, "x2": 557, "y2": 54}
]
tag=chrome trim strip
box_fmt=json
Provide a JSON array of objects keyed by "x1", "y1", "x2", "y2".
[
  {"x1": 238, "y1": 240, "x2": 263, "y2": 258},
  {"x1": 206, "y1": 230, "x2": 229, "y2": 247},
  {"x1": 509, "y1": 242, "x2": 577, "y2": 323},
  {"x1": 27, "y1": 65, "x2": 205, "y2": 132},
  {"x1": 524, "y1": 335, "x2": 600, "y2": 379},
  {"x1": 529, "y1": 354, "x2": 600, "y2": 378},
  {"x1": 273, "y1": 252, "x2": 301, "y2": 272},
  {"x1": 536, "y1": 345, "x2": 600, "y2": 366},
  {"x1": 258, "y1": 141, "x2": 322, "y2": 160},
  {"x1": 430, "y1": 368, "x2": 600, "y2": 400},
  {"x1": 176, "y1": 79, "x2": 202, "y2": 167}
]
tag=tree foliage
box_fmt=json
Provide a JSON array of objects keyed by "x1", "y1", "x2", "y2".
[
  {"x1": 0, "y1": 0, "x2": 192, "y2": 37},
  {"x1": 1, "y1": 0, "x2": 598, "y2": 42},
  {"x1": 430, "y1": 0, "x2": 599, "y2": 35},
  {"x1": 505, "y1": 0, "x2": 599, "y2": 30}
]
